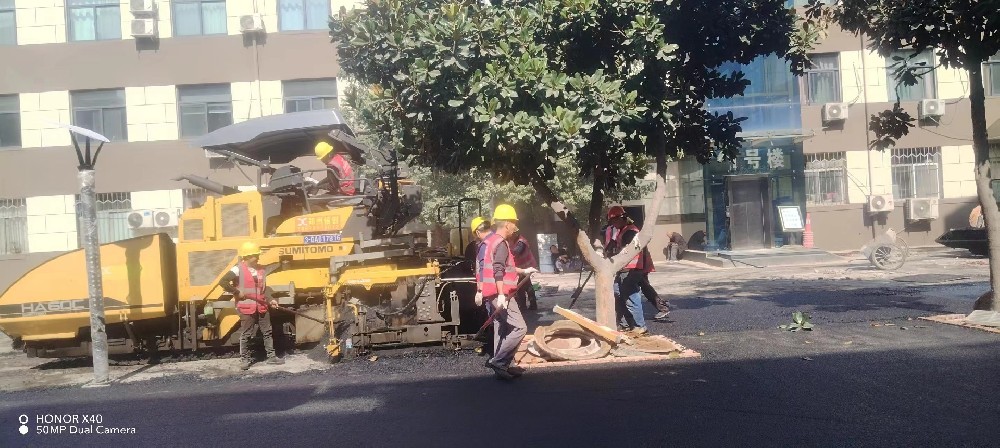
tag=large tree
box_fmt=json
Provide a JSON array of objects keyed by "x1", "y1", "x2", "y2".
[
  {"x1": 331, "y1": 0, "x2": 807, "y2": 327},
  {"x1": 807, "y1": 0, "x2": 1000, "y2": 311}
]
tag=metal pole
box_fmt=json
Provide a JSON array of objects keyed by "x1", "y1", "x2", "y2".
[{"x1": 78, "y1": 168, "x2": 109, "y2": 386}]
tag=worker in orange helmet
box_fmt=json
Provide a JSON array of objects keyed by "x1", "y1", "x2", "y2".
[
  {"x1": 314, "y1": 141, "x2": 357, "y2": 195},
  {"x1": 603, "y1": 206, "x2": 670, "y2": 321}
]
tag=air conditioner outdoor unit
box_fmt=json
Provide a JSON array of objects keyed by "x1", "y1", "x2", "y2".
[
  {"x1": 130, "y1": 18, "x2": 157, "y2": 38},
  {"x1": 153, "y1": 208, "x2": 180, "y2": 228},
  {"x1": 822, "y1": 102, "x2": 848, "y2": 122},
  {"x1": 240, "y1": 14, "x2": 265, "y2": 33},
  {"x1": 906, "y1": 198, "x2": 939, "y2": 221},
  {"x1": 919, "y1": 98, "x2": 946, "y2": 119},
  {"x1": 127, "y1": 210, "x2": 155, "y2": 229},
  {"x1": 867, "y1": 194, "x2": 895, "y2": 214},
  {"x1": 129, "y1": 0, "x2": 156, "y2": 15}
]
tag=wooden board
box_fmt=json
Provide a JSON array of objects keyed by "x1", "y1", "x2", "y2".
[{"x1": 920, "y1": 314, "x2": 1000, "y2": 335}]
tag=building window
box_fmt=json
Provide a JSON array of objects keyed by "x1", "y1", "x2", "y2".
[
  {"x1": 178, "y1": 84, "x2": 233, "y2": 138},
  {"x1": 76, "y1": 192, "x2": 132, "y2": 245},
  {"x1": 71, "y1": 89, "x2": 127, "y2": 142},
  {"x1": 887, "y1": 50, "x2": 936, "y2": 102},
  {"x1": 891, "y1": 147, "x2": 941, "y2": 200},
  {"x1": 0, "y1": 198, "x2": 28, "y2": 255},
  {"x1": 66, "y1": 0, "x2": 122, "y2": 42},
  {"x1": 0, "y1": 94, "x2": 20, "y2": 148},
  {"x1": 805, "y1": 53, "x2": 841, "y2": 104},
  {"x1": 283, "y1": 79, "x2": 338, "y2": 112},
  {"x1": 0, "y1": 0, "x2": 16, "y2": 45},
  {"x1": 805, "y1": 152, "x2": 847, "y2": 205},
  {"x1": 279, "y1": 0, "x2": 330, "y2": 31},
  {"x1": 986, "y1": 52, "x2": 1000, "y2": 97},
  {"x1": 173, "y1": 0, "x2": 227, "y2": 36}
]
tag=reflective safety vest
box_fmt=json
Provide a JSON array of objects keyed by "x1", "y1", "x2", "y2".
[
  {"x1": 615, "y1": 224, "x2": 646, "y2": 271},
  {"x1": 479, "y1": 233, "x2": 518, "y2": 297},
  {"x1": 326, "y1": 154, "x2": 356, "y2": 195},
  {"x1": 512, "y1": 236, "x2": 537, "y2": 269},
  {"x1": 603, "y1": 226, "x2": 617, "y2": 249},
  {"x1": 236, "y1": 262, "x2": 268, "y2": 315}
]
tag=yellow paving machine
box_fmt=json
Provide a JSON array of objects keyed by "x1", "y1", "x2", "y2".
[{"x1": 0, "y1": 110, "x2": 483, "y2": 361}]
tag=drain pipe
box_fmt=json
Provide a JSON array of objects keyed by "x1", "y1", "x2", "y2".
[{"x1": 860, "y1": 34, "x2": 878, "y2": 240}]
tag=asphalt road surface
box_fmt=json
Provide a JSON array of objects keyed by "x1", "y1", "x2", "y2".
[{"x1": 3, "y1": 253, "x2": 1000, "y2": 447}]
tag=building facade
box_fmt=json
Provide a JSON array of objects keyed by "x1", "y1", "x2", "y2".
[
  {"x1": 635, "y1": 24, "x2": 1000, "y2": 256},
  {"x1": 0, "y1": 0, "x2": 357, "y2": 289}
]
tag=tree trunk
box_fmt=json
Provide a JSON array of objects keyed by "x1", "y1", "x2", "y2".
[
  {"x1": 530, "y1": 142, "x2": 670, "y2": 328},
  {"x1": 968, "y1": 65, "x2": 1000, "y2": 312},
  {"x1": 592, "y1": 268, "x2": 617, "y2": 327}
]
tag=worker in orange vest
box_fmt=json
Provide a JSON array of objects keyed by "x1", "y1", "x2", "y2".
[
  {"x1": 479, "y1": 204, "x2": 537, "y2": 380},
  {"x1": 219, "y1": 241, "x2": 284, "y2": 370},
  {"x1": 314, "y1": 141, "x2": 357, "y2": 195},
  {"x1": 509, "y1": 233, "x2": 539, "y2": 310},
  {"x1": 467, "y1": 216, "x2": 495, "y2": 357},
  {"x1": 603, "y1": 207, "x2": 669, "y2": 321},
  {"x1": 605, "y1": 206, "x2": 650, "y2": 335}
]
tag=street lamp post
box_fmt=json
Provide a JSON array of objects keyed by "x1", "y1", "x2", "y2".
[{"x1": 56, "y1": 123, "x2": 111, "y2": 387}]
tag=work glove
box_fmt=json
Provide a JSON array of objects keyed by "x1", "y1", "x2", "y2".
[
  {"x1": 522, "y1": 267, "x2": 539, "y2": 276},
  {"x1": 496, "y1": 294, "x2": 508, "y2": 310},
  {"x1": 474, "y1": 291, "x2": 484, "y2": 306}
]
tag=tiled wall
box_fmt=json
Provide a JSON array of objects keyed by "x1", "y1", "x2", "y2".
[
  {"x1": 125, "y1": 85, "x2": 179, "y2": 142},
  {"x1": 25, "y1": 194, "x2": 77, "y2": 252},
  {"x1": 232, "y1": 80, "x2": 283, "y2": 123},
  {"x1": 941, "y1": 145, "x2": 977, "y2": 198},
  {"x1": 838, "y1": 50, "x2": 890, "y2": 105},
  {"x1": 18, "y1": 90, "x2": 71, "y2": 148},
  {"x1": 14, "y1": 0, "x2": 65, "y2": 46}
]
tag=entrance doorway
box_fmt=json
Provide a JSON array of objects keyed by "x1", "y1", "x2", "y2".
[{"x1": 727, "y1": 176, "x2": 771, "y2": 250}]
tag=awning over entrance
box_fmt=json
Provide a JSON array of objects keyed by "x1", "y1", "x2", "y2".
[
  {"x1": 737, "y1": 129, "x2": 815, "y2": 147},
  {"x1": 988, "y1": 118, "x2": 1000, "y2": 142}
]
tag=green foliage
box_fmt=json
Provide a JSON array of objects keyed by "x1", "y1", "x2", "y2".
[
  {"x1": 330, "y1": 0, "x2": 807, "y2": 230},
  {"x1": 779, "y1": 311, "x2": 814, "y2": 332}
]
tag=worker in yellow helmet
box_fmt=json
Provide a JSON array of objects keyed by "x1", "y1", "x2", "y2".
[
  {"x1": 314, "y1": 141, "x2": 356, "y2": 195},
  {"x1": 218, "y1": 241, "x2": 283, "y2": 370},
  {"x1": 466, "y1": 216, "x2": 492, "y2": 297},
  {"x1": 478, "y1": 204, "x2": 536, "y2": 379},
  {"x1": 466, "y1": 216, "x2": 494, "y2": 358}
]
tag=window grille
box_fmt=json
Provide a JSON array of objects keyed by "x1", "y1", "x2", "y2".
[
  {"x1": 76, "y1": 192, "x2": 133, "y2": 245},
  {"x1": 805, "y1": 152, "x2": 847, "y2": 205},
  {"x1": 0, "y1": 198, "x2": 27, "y2": 255},
  {"x1": 891, "y1": 147, "x2": 941, "y2": 200}
]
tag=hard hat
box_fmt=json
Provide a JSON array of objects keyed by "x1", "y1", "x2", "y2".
[
  {"x1": 470, "y1": 216, "x2": 489, "y2": 233},
  {"x1": 239, "y1": 241, "x2": 262, "y2": 258},
  {"x1": 492, "y1": 204, "x2": 518, "y2": 221},
  {"x1": 314, "y1": 141, "x2": 335, "y2": 161},
  {"x1": 607, "y1": 205, "x2": 626, "y2": 220}
]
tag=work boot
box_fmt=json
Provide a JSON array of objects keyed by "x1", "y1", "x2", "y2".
[
  {"x1": 240, "y1": 360, "x2": 251, "y2": 370},
  {"x1": 507, "y1": 365, "x2": 526, "y2": 377},
  {"x1": 486, "y1": 361, "x2": 515, "y2": 380},
  {"x1": 266, "y1": 356, "x2": 284, "y2": 365},
  {"x1": 628, "y1": 327, "x2": 649, "y2": 337}
]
